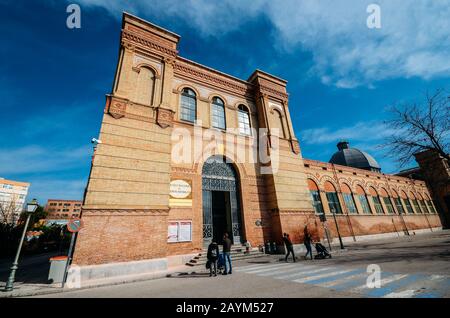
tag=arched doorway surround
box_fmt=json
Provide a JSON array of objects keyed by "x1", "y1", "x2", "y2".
[{"x1": 202, "y1": 155, "x2": 244, "y2": 245}]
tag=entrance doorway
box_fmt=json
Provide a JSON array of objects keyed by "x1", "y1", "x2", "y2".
[
  {"x1": 202, "y1": 156, "x2": 244, "y2": 246},
  {"x1": 211, "y1": 191, "x2": 232, "y2": 244}
]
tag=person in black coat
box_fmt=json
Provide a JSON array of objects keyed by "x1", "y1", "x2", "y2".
[
  {"x1": 207, "y1": 241, "x2": 220, "y2": 277},
  {"x1": 283, "y1": 233, "x2": 296, "y2": 262}
]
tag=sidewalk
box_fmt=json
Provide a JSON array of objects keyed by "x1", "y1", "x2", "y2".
[{"x1": 0, "y1": 264, "x2": 203, "y2": 298}]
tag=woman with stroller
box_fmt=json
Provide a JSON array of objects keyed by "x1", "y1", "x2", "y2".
[{"x1": 207, "y1": 240, "x2": 219, "y2": 277}]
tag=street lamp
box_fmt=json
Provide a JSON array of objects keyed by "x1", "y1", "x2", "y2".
[
  {"x1": 331, "y1": 207, "x2": 345, "y2": 250},
  {"x1": 5, "y1": 198, "x2": 39, "y2": 292}
]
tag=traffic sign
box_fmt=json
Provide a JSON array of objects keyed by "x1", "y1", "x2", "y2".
[{"x1": 67, "y1": 218, "x2": 83, "y2": 233}]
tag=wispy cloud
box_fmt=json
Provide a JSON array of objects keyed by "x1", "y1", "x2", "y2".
[{"x1": 72, "y1": 0, "x2": 450, "y2": 88}]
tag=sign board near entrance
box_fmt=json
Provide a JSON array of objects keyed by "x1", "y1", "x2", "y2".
[
  {"x1": 167, "y1": 221, "x2": 192, "y2": 243},
  {"x1": 169, "y1": 179, "x2": 192, "y2": 207}
]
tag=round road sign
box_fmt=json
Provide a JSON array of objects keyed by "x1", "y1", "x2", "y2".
[{"x1": 67, "y1": 218, "x2": 83, "y2": 233}]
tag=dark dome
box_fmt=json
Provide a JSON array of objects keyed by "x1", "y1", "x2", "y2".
[{"x1": 329, "y1": 141, "x2": 381, "y2": 172}]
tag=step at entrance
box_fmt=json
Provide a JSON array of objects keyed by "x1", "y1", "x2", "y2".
[{"x1": 186, "y1": 245, "x2": 265, "y2": 267}]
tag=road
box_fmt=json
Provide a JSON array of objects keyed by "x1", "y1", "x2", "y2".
[{"x1": 32, "y1": 230, "x2": 450, "y2": 298}]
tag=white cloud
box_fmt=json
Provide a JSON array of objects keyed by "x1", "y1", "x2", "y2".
[{"x1": 72, "y1": 0, "x2": 450, "y2": 88}]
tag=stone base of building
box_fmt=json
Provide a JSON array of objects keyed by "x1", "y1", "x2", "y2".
[
  {"x1": 286, "y1": 226, "x2": 442, "y2": 255},
  {"x1": 68, "y1": 253, "x2": 197, "y2": 288}
]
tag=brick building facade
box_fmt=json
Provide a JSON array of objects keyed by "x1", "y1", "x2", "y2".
[
  {"x1": 71, "y1": 13, "x2": 442, "y2": 280},
  {"x1": 45, "y1": 199, "x2": 82, "y2": 220}
]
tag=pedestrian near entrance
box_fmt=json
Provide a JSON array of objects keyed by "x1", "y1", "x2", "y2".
[
  {"x1": 283, "y1": 233, "x2": 296, "y2": 262},
  {"x1": 222, "y1": 233, "x2": 232, "y2": 275},
  {"x1": 304, "y1": 226, "x2": 313, "y2": 260},
  {"x1": 207, "y1": 241, "x2": 219, "y2": 277}
]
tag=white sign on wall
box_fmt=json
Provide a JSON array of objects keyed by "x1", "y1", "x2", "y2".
[{"x1": 167, "y1": 221, "x2": 192, "y2": 243}]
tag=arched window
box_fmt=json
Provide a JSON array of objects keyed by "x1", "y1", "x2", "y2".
[
  {"x1": 400, "y1": 190, "x2": 414, "y2": 214},
  {"x1": 369, "y1": 187, "x2": 384, "y2": 214},
  {"x1": 410, "y1": 192, "x2": 422, "y2": 213},
  {"x1": 324, "y1": 181, "x2": 342, "y2": 214},
  {"x1": 380, "y1": 188, "x2": 395, "y2": 214},
  {"x1": 417, "y1": 193, "x2": 429, "y2": 214},
  {"x1": 135, "y1": 67, "x2": 155, "y2": 105},
  {"x1": 308, "y1": 179, "x2": 324, "y2": 215},
  {"x1": 237, "y1": 105, "x2": 251, "y2": 136},
  {"x1": 180, "y1": 88, "x2": 196, "y2": 123},
  {"x1": 391, "y1": 190, "x2": 404, "y2": 214},
  {"x1": 356, "y1": 185, "x2": 372, "y2": 214},
  {"x1": 341, "y1": 183, "x2": 357, "y2": 214},
  {"x1": 424, "y1": 194, "x2": 437, "y2": 213},
  {"x1": 211, "y1": 97, "x2": 226, "y2": 129}
]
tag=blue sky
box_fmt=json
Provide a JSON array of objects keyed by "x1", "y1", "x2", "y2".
[{"x1": 0, "y1": 0, "x2": 449, "y2": 204}]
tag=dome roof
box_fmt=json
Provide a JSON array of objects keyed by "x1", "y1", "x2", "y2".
[{"x1": 329, "y1": 141, "x2": 381, "y2": 172}]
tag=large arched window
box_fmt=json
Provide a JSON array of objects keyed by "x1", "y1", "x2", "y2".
[
  {"x1": 391, "y1": 190, "x2": 405, "y2": 214},
  {"x1": 356, "y1": 185, "x2": 372, "y2": 214},
  {"x1": 424, "y1": 194, "x2": 437, "y2": 213},
  {"x1": 380, "y1": 188, "x2": 395, "y2": 214},
  {"x1": 400, "y1": 190, "x2": 414, "y2": 214},
  {"x1": 308, "y1": 179, "x2": 324, "y2": 215},
  {"x1": 237, "y1": 105, "x2": 251, "y2": 136},
  {"x1": 417, "y1": 193, "x2": 429, "y2": 214},
  {"x1": 324, "y1": 181, "x2": 342, "y2": 214},
  {"x1": 341, "y1": 183, "x2": 357, "y2": 214},
  {"x1": 211, "y1": 97, "x2": 226, "y2": 129},
  {"x1": 410, "y1": 192, "x2": 422, "y2": 213},
  {"x1": 180, "y1": 88, "x2": 197, "y2": 123},
  {"x1": 369, "y1": 187, "x2": 384, "y2": 214}
]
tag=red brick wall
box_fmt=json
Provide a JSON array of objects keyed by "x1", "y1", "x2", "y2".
[{"x1": 73, "y1": 211, "x2": 168, "y2": 265}]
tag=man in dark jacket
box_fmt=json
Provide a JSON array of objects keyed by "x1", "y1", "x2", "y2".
[
  {"x1": 283, "y1": 233, "x2": 296, "y2": 262},
  {"x1": 222, "y1": 233, "x2": 232, "y2": 275},
  {"x1": 207, "y1": 241, "x2": 219, "y2": 276}
]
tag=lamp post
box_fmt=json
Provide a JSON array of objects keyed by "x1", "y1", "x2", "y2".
[
  {"x1": 5, "y1": 199, "x2": 39, "y2": 292},
  {"x1": 331, "y1": 207, "x2": 345, "y2": 250}
]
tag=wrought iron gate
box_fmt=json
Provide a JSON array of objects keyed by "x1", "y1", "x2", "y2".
[{"x1": 202, "y1": 156, "x2": 243, "y2": 245}]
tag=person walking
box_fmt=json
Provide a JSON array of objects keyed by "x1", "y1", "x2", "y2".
[
  {"x1": 222, "y1": 233, "x2": 233, "y2": 275},
  {"x1": 207, "y1": 240, "x2": 219, "y2": 277},
  {"x1": 304, "y1": 227, "x2": 313, "y2": 260},
  {"x1": 283, "y1": 233, "x2": 296, "y2": 262}
]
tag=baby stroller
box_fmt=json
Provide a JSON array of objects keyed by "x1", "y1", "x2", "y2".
[
  {"x1": 217, "y1": 253, "x2": 226, "y2": 274},
  {"x1": 314, "y1": 242, "x2": 332, "y2": 259}
]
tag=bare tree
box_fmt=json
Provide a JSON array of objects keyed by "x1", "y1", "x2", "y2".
[
  {"x1": 0, "y1": 194, "x2": 23, "y2": 225},
  {"x1": 384, "y1": 89, "x2": 449, "y2": 166}
]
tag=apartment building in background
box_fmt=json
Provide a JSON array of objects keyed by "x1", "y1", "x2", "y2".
[
  {"x1": 45, "y1": 199, "x2": 82, "y2": 224},
  {"x1": 0, "y1": 177, "x2": 30, "y2": 224}
]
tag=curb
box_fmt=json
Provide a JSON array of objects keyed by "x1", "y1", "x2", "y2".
[{"x1": 0, "y1": 266, "x2": 203, "y2": 298}]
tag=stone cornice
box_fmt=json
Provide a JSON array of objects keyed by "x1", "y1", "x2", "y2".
[
  {"x1": 122, "y1": 29, "x2": 178, "y2": 58},
  {"x1": 174, "y1": 61, "x2": 254, "y2": 98}
]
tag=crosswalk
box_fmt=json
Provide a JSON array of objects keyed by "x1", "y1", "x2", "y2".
[{"x1": 235, "y1": 262, "x2": 450, "y2": 298}]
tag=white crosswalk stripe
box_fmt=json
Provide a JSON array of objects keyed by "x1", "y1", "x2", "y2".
[
  {"x1": 382, "y1": 274, "x2": 447, "y2": 298},
  {"x1": 236, "y1": 262, "x2": 449, "y2": 298},
  {"x1": 350, "y1": 274, "x2": 408, "y2": 292},
  {"x1": 293, "y1": 269, "x2": 355, "y2": 284},
  {"x1": 275, "y1": 267, "x2": 333, "y2": 280},
  {"x1": 258, "y1": 265, "x2": 315, "y2": 277},
  {"x1": 317, "y1": 272, "x2": 367, "y2": 288},
  {"x1": 238, "y1": 263, "x2": 295, "y2": 273}
]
